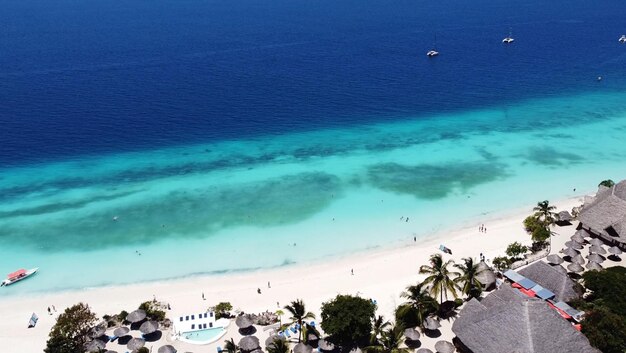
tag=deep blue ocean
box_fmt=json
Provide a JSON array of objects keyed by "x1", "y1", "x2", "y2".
[{"x1": 2, "y1": 0, "x2": 626, "y2": 166}]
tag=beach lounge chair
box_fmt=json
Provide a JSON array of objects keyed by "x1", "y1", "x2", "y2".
[
  {"x1": 309, "y1": 321, "x2": 315, "y2": 327},
  {"x1": 290, "y1": 326, "x2": 297, "y2": 333},
  {"x1": 217, "y1": 346, "x2": 223, "y2": 353}
]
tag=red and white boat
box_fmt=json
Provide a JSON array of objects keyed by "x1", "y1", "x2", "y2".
[{"x1": 1, "y1": 268, "x2": 39, "y2": 287}]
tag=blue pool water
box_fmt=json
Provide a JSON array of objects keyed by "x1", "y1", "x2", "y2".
[
  {"x1": 183, "y1": 327, "x2": 225, "y2": 343},
  {"x1": 1, "y1": 0, "x2": 626, "y2": 295}
]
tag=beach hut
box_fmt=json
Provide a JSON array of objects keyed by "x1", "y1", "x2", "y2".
[
  {"x1": 235, "y1": 314, "x2": 254, "y2": 329},
  {"x1": 294, "y1": 343, "x2": 313, "y2": 353},
  {"x1": 113, "y1": 327, "x2": 130, "y2": 337},
  {"x1": 416, "y1": 349, "x2": 434, "y2": 353},
  {"x1": 126, "y1": 309, "x2": 147, "y2": 323},
  {"x1": 587, "y1": 254, "x2": 605, "y2": 263},
  {"x1": 318, "y1": 339, "x2": 336, "y2": 352},
  {"x1": 546, "y1": 254, "x2": 564, "y2": 265},
  {"x1": 586, "y1": 262, "x2": 603, "y2": 271},
  {"x1": 423, "y1": 316, "x2": 441, "y2": 331},
  {"x1": 127, "y1": 337, "x2": 145, "y2": 351},
  {"x1": 564, "y1": 241, "x2": 583, "y2": 250},
  {"x1": 557, "y1": 211, "x2": 573, "y2": 226},
  {"x1": 589, "y1": 238, "x2": 604, "y2": 247},
  {"x1": 590, "y1": 245, "x2": 607, "y2": 255},
  {"x1": 561, "y1": 247, "x2": 579, "y2": 258},
  {"x1": 403, "y1": 327, "x2": 421, "y2": 341},
  {"x1": 475, "y1": 263, "x2": 496, "y2": 291},
  {"x1": 139, "y1": 320, "x2": 159, "y2": 335},
  {"x1": 84, "y1": 339, "x2": 105, "y2": 352},
  {"x1": 435, "y1": 340, "x2": 455, "y2": 353},
  {"x1": 567, "y1": 263, "x2": 584, "y2": 273},
  {"x1": 571, "y1": 254, "x2": 585, "y2": 265},
  {"x1": 609, "y1": 246, "x2": 623, "y2": 255},
  {"x1": 158, "y1": 345, "x2": 177, "y2": 353},
  {"x1": 239, "y1": 336, "x2": 260, "y2": 352}
]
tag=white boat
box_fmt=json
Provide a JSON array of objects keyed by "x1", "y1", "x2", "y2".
[
  {"x1": 427, "y1": 50, "x2": 439, "y2": 57},
  {"x1": 1, "y1": 268, "x2": 38, "y2": 286},
  {"x1": 427, "y1": 33, "x2": 439, "y2": 57},
  {"x1": 503, "y1": 28, "x2": 514, "y2": 44},
  {"x1": 620, "y1": 35, "x2": 626, "y2": 43}
]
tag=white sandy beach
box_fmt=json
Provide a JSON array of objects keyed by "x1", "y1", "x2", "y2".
[{"x1": 0, "y1": 196, "x2": 593, "y2": 353}]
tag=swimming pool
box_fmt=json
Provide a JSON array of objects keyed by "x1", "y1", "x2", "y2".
[{"x1": 181, "y1": 327, "x2": 227, "y2": 345}]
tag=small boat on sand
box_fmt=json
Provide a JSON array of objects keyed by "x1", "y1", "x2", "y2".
[{"x1": 1, "y1": 268, "x2": 39, "y2": 287}]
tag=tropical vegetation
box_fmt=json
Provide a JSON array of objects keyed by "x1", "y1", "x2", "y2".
[
  {"x1": 364, "y1": 324, "x2": 410, "y2": 353},
  {"x1": 283, "y1": 299, "x2": 316, "y2": 343},
  {"x1": 267, "y1": 337, "x2": 290, "y2": 353},
  {"x1": 505, "y1": 242, "x2": 528, "y2": 261},
  {"x1": 599, "y1": 179, "x2": 615, "y2": 188},
  {"x1": 419, "y1": 254, "x2": 459, "y2": 303},
  {"x1": 223, "y1": 338, "x2": 239, "y2": 353},
  {"x1": 395, "y1": 282, "x2": 438, "y2": 329},
  {"x1": 370, "y1": 315, "x2": 390, "y2": 345},
  {"x1": 213, "y1": 302, "x2": 233, "y2": 319},
  {"x1": 44, "y1": 302, "x2": 97, "y2": 353},
  {"x1": 454, "y1": 257, "x2": 483, "y2": 299},
  {"x1": 320, "y1": 294, "x2": 377, "y2": 351}
]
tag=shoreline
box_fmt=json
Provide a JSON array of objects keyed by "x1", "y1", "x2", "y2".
[{"x1": 0, "y1": 195, "x2": 586, "y2": 352}]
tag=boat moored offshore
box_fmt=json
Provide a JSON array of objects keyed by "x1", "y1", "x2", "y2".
[{"x1": 1, "y1": 268, "x2": 39, "y2": 287}]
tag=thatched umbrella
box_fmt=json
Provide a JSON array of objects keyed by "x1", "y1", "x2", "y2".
[
  {"x1": 294, "y1": 343, "x2": 313, "y2": 353},
  {"x1": 435, "y1": 340, "x2": 455, "y2": 353},
  {"x1": 89, "y1": 325, "x2": 106, "y2": 338},
  {"x1": 265, "y1": 335, "x2": 285, "y2": 349},
  {"x1": 416, "y1": 349, "x2": 434, "y2": 353},
  {"x1": 239, "y1": 336, "x2": 260, "y2": 352},
  {"x1": 571, "y1": 254, "x2": 585, "y2": 265},
  {"x1": 567, "y1": 263, "x2": 584, "y2": 273},
  {"x1": 127, "y1": 337, "x2": 145, "y2": 351},
  {"x1": 158, "y1": 345, "x2": 177, "y2": 353},
  {"x1": 85, "y1": 339, "x2": 105, "y2": 352},
  {"x1": 589, "y1": 238, "x2": 604, "y2": 246},
  {"x1": 423, "y1": 316, "x2": 441, "y2": 330},
  {"x1": 404, "y1": 327, "x2": 421, "y2": 341},
  {"x1": 590, "y1": 245, "x2": 607, "y2": 255},
  {"x1": 476, "y1": 261, "x2": 490, "y2": 272},
  {"x1": 307, "y1": 332, "x2": 319, "y2": 342},
  {"x1": 318, "y1": 339, "x2": 335, "y2": 351},
  {"x1": 575, "y1": 229, "x2": 591, "y2": 238},
  {"x1": 113, "y1": 327, "x2": 130, "y2": 337},
  {"x1": 561, "y1": 247, "x2": 579, "y2": 257},
  {"x1": 546, "y1": 254, "x2": 564, "y2": 265},
  {"x1": 609, "y1": 246, "x2": 623, "y2": 255},
  {"x1": 564, "y1": 241, "x2": 583, "y2": 250},
  {"x1": 126, "y1": 309, "x2": 147, "y2": 323},
  {"x1": 139, "y1": 320, "x2": 159, "y2": 334},
  {"x1": 475, "y1": 268, "x2": 496, "y2": 290},
  {"x1": 571, "y1": 233, "x2": 585, "y2": 244},
  {"x1": 250, "y1": 349, "x2": 263, "y2": 353},
  {"x1": 236, "y1": 314, "x2": 254, "y2": 329},
  {"x1": 105, "y1": 351, "x2": 118, "y2": 353},
  {"x1": 586, "y1": 261, "x2": 603, "y2": 271},
  {"x1": 587, "y1": 253, "x2": 605, "y2": 263}
]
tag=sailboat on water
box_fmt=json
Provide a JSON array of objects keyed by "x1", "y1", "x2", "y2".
[
  {"x1": 427, "y1": 33, "x2": 439, "y2": 57},
  {"x1": 502, "y1": 28, "x2": 514, "y2": 44}
]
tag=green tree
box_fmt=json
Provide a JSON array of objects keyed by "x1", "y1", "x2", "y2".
[
  {"x1": 582, "y1": 267, "x2": 626, "y2": 316},
  {"x1": 419, "y1": 254, "x2": 459, "y2": 303},
  {"x1": 395, "y1": 282, "x2": 439, "y2": 329},
  {"x1": 505, "y1": 242, "x2": 529, "y2": 261},
  {"x1": 453, "y1": 257, "x2": 483, "y2": 299},
  {"x1": 533, "y1": 200, "x2": 556, "y2": 226},
  {"x1": 275, "y1": 309, "x2": 284, "y2": 326},
  {"x1": 599, "y1": 179, "x2": 615, "y2": 188},
  {"x1": 213, "y1": 302, "x2": 233, "y2": 319},
  {"x1": 523, "y1": 215, "x2": 551, "y2": 246},
  {"x1": 138, "y1": 301, "x2": 166, "y2": 322},
  {"x1": 137, "y1": 348, "x2": 150, "y2": 353},
  {"x1": 321, "y1": 294, "x2": 377, "y2": 351},
  {"x1": 370, "y1": 315, "x2": 390, "y2": 345},
  {"x1": 224, "y1": 338, "x2": 239, "y2": 353},
  {"x1": 267, "y1": 338, "x2": 290, "y2": 353},
  {"x1": 365, "y1": 324, "x2": 410, "y2": 353},
  {"x1": 492, "y1": 256, "x2": 511, "y2": 272},
  {"x1": 582, "y1": 307, "x2": 626, "y2": 353},
  {"x1": 44, "y1": 302, "x2": 97, "y2": 353},
  {"x1": 284, "y1": 299, "x2": 316, "y2": 343}
]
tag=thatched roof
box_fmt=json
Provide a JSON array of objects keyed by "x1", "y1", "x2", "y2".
[
  {"x1": 236, "y1": 314, "x2": 254, "y2": 329},
  {"x1": 587, "y1": 253, "x2": 605, "y2": 263},
  {"x1": 476, "y1": 261, "x2": 490, "y2": 272},
  {"x1": 586, "y1": 261, "x2": 603, "y2": 271},
  {"x1": 567, "y1": 263, "x2": 584, "y2": 273},
  {"x1": 560, "y1": 247, "x2": 579, "y2": 257},
  {"x1": 579, "y1": 181, "x2": 626, "y2": 243},
  {"x1": 404, "y1": 327, "x2": 420, "y2": 341},
  {"x1": 126, "y1": 309, "x2": 146, "y2": 323},
  {"x1": 113, "y1": 327, "x2": 129, "y2": 337},
  {"x1": 265, "y1": 335, "x2": 285, "y2": 349},
  {"x1": 158, "y1": 345, "x2": 177, "y2": 353},
  {"x1": 564, "y1": 241, "x2": 583, "y2": 250},
  {"x1": 610, "y1": 246, "x2": 623, "y2": 255},
  {"x1": 546, "y1": 254, "x2": 563, "y2": 265},
  {"x1": 127, "y1": 337, "x2": 145, "y2": 350},
  {"x1": 590, "y1": 245, "x2": 607, "y2": 254},
  {"x1": 423, "y1": 316, "x2": 441, "y2": 331},
  {"x1": 452, "y1": 285, "x2": 600, "y2": 353},
  {"x1": 475, "y1": 267, "x2": 496, "y2": 290},
  {"x1": 571, "y1": 254, "x2": 585, "y2": 265},
  {"x1": 517, "y1": 261, "x2": 580, "y2": 302},
  {"x1": 294, "y1": 343, "x2": 313, "y2": 353},
  {"x1": 139, "y1": 320, "x2": 159, "y2": 334},
  {"x1": 416, "y1": 349, "x2": 433, "y2": 353},
  {"x1": 239, "y1": 336, "x2": 260, "y2": 352},
  {"x1": 589, "y1": 238, "x2": 604, "y2": 246},
  {"x1": 571, "y1": 232, "x2": 585, "y2": 244},
  {"x1": 434, "y1": 340, "x2": 454, "y2": 353},
  {"x1": 85, "y1": 339, "x2": 105, "y2": 352},
  {"x1": 558, "y1": 210, "x2": 573, "y2": 222}
]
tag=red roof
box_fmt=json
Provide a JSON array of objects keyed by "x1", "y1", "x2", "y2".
[
  {"x1": 7, "y1": 269, "x2": 26, "y2": 279},
  {"x1": 518, "y1": 288, "x2": 537, "y2": 298}
]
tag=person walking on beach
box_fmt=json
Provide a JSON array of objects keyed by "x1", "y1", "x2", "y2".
[
  {"x1": 202, "y1": 292, "x2": 205, "y2": 300},
  {"x1": 52, "y1": 305, "x2": 56, "y2": 312},
  {"x1": 257, "y1": 288, "x2": 262, "y2": 294},
  {"x1": 351, "y1": 269, "x2": 354, "y2": 275},
  {"x1": 267, "y1": 281, "x2": 271, "y2": 288},
  {"x1": 47, "y1": 307, "x2": 51, "y2": 315}
]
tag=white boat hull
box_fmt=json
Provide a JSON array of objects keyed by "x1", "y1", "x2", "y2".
[{"x1": 1, "y1": 268, "x2": 38, "y2": 287}]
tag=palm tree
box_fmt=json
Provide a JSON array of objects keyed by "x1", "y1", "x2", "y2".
[
  {"x1": 365, "y1": 324, "x2": 410, "y2": 353},
  {"x1": 454, "y1": 257, "x2": 483, "y2": 299},
  {"x1": 396, "y1": 282, "x2": 438, "y2": 328},
  {"x1": 370, "y1": 315, "x2": 391, "y2": 345},
  {"x1": 224, "y1": 338, "x2": 239, "y2": 353},
  {"x1": 533, "y1": 200, "x2": 556, "y2": 226},
  {"x1": 276, "y1": 309, "x2": 284, "y2": 326},
  {"x1": 283, "y1": 299, "x2": 315, "y2": 343},
  {"x1": 419, "y1": 254, "x2": 460, "y2": 303},
  {"x1": 267, "y1": 338, "x2": 290, "y2": 353}
]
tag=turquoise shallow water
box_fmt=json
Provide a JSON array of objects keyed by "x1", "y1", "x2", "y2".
[{"x1": 2, "y1": 89, "x2": 626, "y2": 296}]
